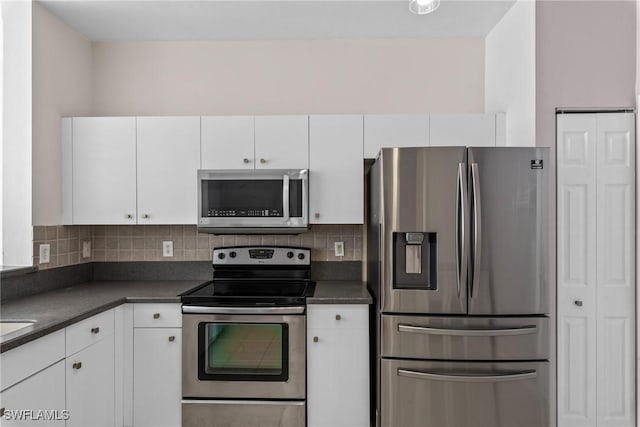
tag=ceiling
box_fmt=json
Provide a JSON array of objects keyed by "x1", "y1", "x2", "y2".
[{"x1": 38, "y1": 0, "x2": 516, "y2": 42}]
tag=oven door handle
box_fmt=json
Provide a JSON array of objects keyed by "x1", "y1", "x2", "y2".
[{"x1": 182, "y1": 306, "x2": 305, "y2": 315}]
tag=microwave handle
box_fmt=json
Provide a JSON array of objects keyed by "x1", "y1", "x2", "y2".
[{"x1": 282, "y1": 174, "x2": 290, "y2": 222}]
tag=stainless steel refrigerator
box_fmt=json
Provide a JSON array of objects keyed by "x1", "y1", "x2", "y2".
[{"x1": 367, "y1": 146, "x2": 550, "y2": 427}]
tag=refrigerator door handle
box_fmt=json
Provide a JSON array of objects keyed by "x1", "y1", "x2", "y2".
[
  {"x1": 456, "y1": 163, "x2": 469, "y2": 297},
  {"x1": 397, "y1": 369, "x2": 537, "y2": 383},
  {"x1": 397, "y1": 324, "x2": 538, "y2": 336},
  {"x1": 470, "y1": 162, "x2": 482, "y2": 298}
]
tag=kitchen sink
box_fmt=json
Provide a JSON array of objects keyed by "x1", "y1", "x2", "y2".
[{"x1": 0, "y1": 320, "x2": 36, "y2": 339}]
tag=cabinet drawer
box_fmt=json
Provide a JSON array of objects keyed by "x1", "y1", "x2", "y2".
[
  {"x1": 134, "y1": 304, "x2": 182, "y2": 328},
  {"x1": 66, "y1": 309, "x2": 114, "y2": 356},
  {"x1": 307, "y1": 305, "x2": 368, "y2": 330}
]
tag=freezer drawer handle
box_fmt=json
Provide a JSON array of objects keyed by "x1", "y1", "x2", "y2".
[
  {"x1": 398, "y1": 368, "x2": 537, "y2": 383},
  {"x1": 397, "y1": 324, "x2": 538, "y2": 336}
]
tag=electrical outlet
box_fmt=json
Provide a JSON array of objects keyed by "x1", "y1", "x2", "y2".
[
  {"x1": 82, "y1": 241, "x2": 91, "y2": 258},
  {"x1": 334, "y1": 241, "x2": 345, "y2": 257},
  {"x1": 39, "y1": 244, "x2": 51, "y2": 264},
  {"x1": 162, "y1": 240, "x2": 174, "y2": 257}
]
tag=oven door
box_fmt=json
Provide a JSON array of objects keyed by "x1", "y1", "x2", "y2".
[
  {"x1": 197, "y1": 169, "x2": 308, "y2": 233},
  {"x1": 182, "y1": 306, "x2": 306, "y2": 399}
]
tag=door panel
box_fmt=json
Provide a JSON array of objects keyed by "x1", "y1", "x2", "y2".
[
  {"x1": 182, "y1": 401, "x2": 305, "y2": 427},
  {"x1": 201, "y1": 116, "x2": 255, "y2": 169},
  {"x1": 381, "y1": 359, "x2": 549, "y2": 427},
  {"x1": 379, "y1": 147, "x2": 467, "y2": 315},
  {"x1": 467, "y1": 147, "x2": 550, "y2": 315},
  {"x1": 381, "y1": 315, "x2": 549, "y2": 360}
]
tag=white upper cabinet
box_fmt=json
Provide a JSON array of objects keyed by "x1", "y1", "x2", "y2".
[
  {"x1": 309, "y1": 115, "x2": 364, "y2": 224},
  {"x1": 254, "y1": 116, "x2": 309, "y2": 169},
  {"x1": 201, "y1": 116, "x2": 255, "y2": 169},
  {"x1": 71, "y1": 117, "x2": 137, "y2": 224},
  {"x1": 429, "y1": 113, "x2": 496, "y2": 147},
  {"x1": 137, "y1": 117, "x2": 200, "y2": 224},
  {"x1": 363, "y1": 114, "x2": 429, "y2": 158}
]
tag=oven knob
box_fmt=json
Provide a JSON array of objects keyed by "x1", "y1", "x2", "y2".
[
  {"x1": 297, "y1": 253, "x2": 305, "y2": 260},
  {"x1": 287, "y1": 251, "x2": 294, "y2": 259},
  {"x1": 229, "y1": 251, "x2": 237, "y2": 258},
  {"x1": 217, "y1": 252, "x2": 225, "y2": 260}
]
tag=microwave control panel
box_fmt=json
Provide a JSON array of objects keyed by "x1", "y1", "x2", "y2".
[{"x1": 206, "y1": 209, "x2": 281, "y2": 217}]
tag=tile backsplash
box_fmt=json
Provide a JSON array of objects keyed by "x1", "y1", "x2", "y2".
[{"x1": 33, "y1": 225, "x2": 362, "y2": 270}]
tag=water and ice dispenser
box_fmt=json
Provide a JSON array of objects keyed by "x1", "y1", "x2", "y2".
[{"x1": 393, "y1": 232, "x2": 437, "y2": 290}]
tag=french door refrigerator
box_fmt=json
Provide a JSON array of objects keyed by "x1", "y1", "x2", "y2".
[{"x1": 367, "y1": 146, "x2": 550, "y2": 427}]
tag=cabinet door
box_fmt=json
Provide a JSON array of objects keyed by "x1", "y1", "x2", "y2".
[
  {"x1": 133, "y1": 328, "x2": 181, "y2": 427},
  {"x1": 254, "y1": 116, "x2": 309, "y2": 169},
  {"x1": 66, "y1": 338, "x2": 115, "y2": 427},
  {"x1": 307, "y1": 305, "x2": 369, "y2": 427},
  {"x1": 309, "y1": 115, "x2": 363, "y2": 224},
  {"x1": 201, "y1": 116, "x2": 255, "y2": 169},
  {"x1": 0, "y1": 361, "x2": 66, "y2": 426},
  {"x1": 363, "y1": 114, "x2": 429, "y2": 158},
  {"x1": 72, "y1": 117, "x2": 137, "y2": 224},
  {"x1": 137, "y1": 117, "x2": 201, "y2": 224},
  {"x1": 430, "y1": 114, "x2": 496, "y2": 147}
]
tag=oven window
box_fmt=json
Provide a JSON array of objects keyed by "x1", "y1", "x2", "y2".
[{"x1": 198, "y1": 323, "x2": 289, "y2": 381}]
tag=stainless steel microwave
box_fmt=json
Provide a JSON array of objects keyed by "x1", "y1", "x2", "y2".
[{"x1": 197, "y1": 169, "x2": 309, "y2": 234}]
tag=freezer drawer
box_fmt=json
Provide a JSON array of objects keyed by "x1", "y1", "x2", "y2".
[
  {"x1": 382, "y1": 315, "x2": 549, "y2": 360},
  {"x1": 182, "y1": 400, "x2": 305, "y2": 427},
  {"x1": 381, "y1": 359, "x2": 549, "y2": 427}
]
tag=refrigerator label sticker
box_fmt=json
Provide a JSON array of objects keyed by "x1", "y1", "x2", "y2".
[{"x1": 530, "y1": 159, "x2": 544, "y2": 170}]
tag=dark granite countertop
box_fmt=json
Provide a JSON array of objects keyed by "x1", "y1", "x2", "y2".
[
  {"x1": 0, "y1": 280, "x2": 205, "y2": 353},
  {"x1": 308, "y1": 281, "x2": 372, "y2": 304}
]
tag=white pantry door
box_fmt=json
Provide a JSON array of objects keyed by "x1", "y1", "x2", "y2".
[{"x1": 557, "y1": 112, "x2": 636, "y2": 427}]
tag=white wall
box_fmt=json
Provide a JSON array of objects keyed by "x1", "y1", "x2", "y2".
[
  {"x1": 91, "y1": 39, "x2": 485, "y2": 116},
  {"x1": 32, "y1": 3, "x2": 93, "y2": 226},
  {"x1": 485, "y1": 0, "x2": 535, "y2": 146},
  {"x1": 2, "y1": 1, "x2": 32, "y2": 266}
]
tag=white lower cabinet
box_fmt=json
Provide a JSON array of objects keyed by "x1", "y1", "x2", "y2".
[
  {"x1": 307, "y1": 304, "x2": 369, "y2": 427},
  {"x1": 0, "y1": 361, "x2": 66, "y2": 427},
  {"x1": 66, "y1": 337, "x2": 116, "y2": 427},
  {"x1": 133, "y1": 328, "x2": 181, "y2": 427}
]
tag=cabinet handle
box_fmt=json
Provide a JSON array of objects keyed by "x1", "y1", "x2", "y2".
[
  {"x1": 0, "y1": 407, "x2": 5, "y2": 417},
  {"x1": 126, "y1": 214, "x2": 133, "y2": 219},
  {"x1": 141, "y1": 214, "x2": 150, "y2": 219},
  {"x1": 313, "y1": 336, "x2": 319, "y2": 343},
  {"x1": 315, "y1": 213, "x2": 320, "y2": 219},
  {"x1": 91, "y1": 327, "x2": 100, "y2": 334},
  {"x1": 169, "y1": 336, "x2": 176, "y2": 342},
  {"x1": 335, "y1": 314, "x2": 341, "y2": 321},
  {"x1": 153, "y1": 313, "x2": 160, "y2": 319},
  {"x1": 73, "y1": 362, "x2": 82, "y2": 370},
  {"x1": 260, "y1": 158, "x2": 266, "y2": 164},
  {"x1": 574, "y1": 300, "x2": 583, "y2": 307},
  {"x1": 243, "y1": 158, "x2": 250, "y2": 164}
]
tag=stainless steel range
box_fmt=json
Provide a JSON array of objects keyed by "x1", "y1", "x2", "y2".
[{"x1": 180, "y1": 246, "x2": 314, "y2": 427}]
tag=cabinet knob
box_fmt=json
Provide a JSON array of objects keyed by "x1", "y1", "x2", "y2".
[
  {"x1": 315, "y1": 213, "x2": 320, "y2": 219},
  {"x1": 335, "y1": 314, "x2": 341, "y2": 321},
  {"x1": 73, "y1": 362, "x2": 82, "y2": 370},
  {"x1": 243, "y1": 158, "x2": 250, "y2": 164},
  {"x1": 1, "y1": 407, "x2": 5, "y2": 417},
  {"x1": 574, "y1": 300, "x2": 583, "y2": 307},
  {"x1": 91, "y1": 327, "x2": 100, "y2": 334},
  {"x1": 153, "y1": 313, "x2": 160, "y2": 319},
  {"x1": 260, "y1": 158, "x2": 267, "y2": 164},
  {"x1": 126, "y1": 214, "x2": 133, "y2": 219},
  {"x1": 313, "y1": 336, "x2": 319, "y2": 343},
  {"x1": 169, "y1": 336, "x2": 176, "y2": 342},
  {"x1": 142, "y1": 214, "x2": 150, "y2": 219}
]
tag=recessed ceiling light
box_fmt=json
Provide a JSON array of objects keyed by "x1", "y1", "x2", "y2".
[{"x1": 409, "y1": 0, "x2": 441, "y2": 15}]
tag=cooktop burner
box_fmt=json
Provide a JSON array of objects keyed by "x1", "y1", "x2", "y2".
[{"x1": 180, "y1": 246, "x2": 314, "y2": 307}]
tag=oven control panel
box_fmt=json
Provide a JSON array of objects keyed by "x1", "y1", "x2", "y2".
[{"x1": 212, "y1": 246, "x2": 310, "y2": 266}]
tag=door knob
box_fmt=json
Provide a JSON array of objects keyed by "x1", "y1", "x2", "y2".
[
  {"x1": 168, "y1": 336, "x2": 175, "y2": 342},
  {"x1": 313, "y1": 336, "x2": 319, "y2": 343},
  {"x1": 574, "y1": 300, "x2": 583, "y2": 307},
  {"x1": 153, "y1": 313, "x2": 160, "y2": 319},
  {"x1": 73, "y1": 362, "x2": 82, "y2": 370}
]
